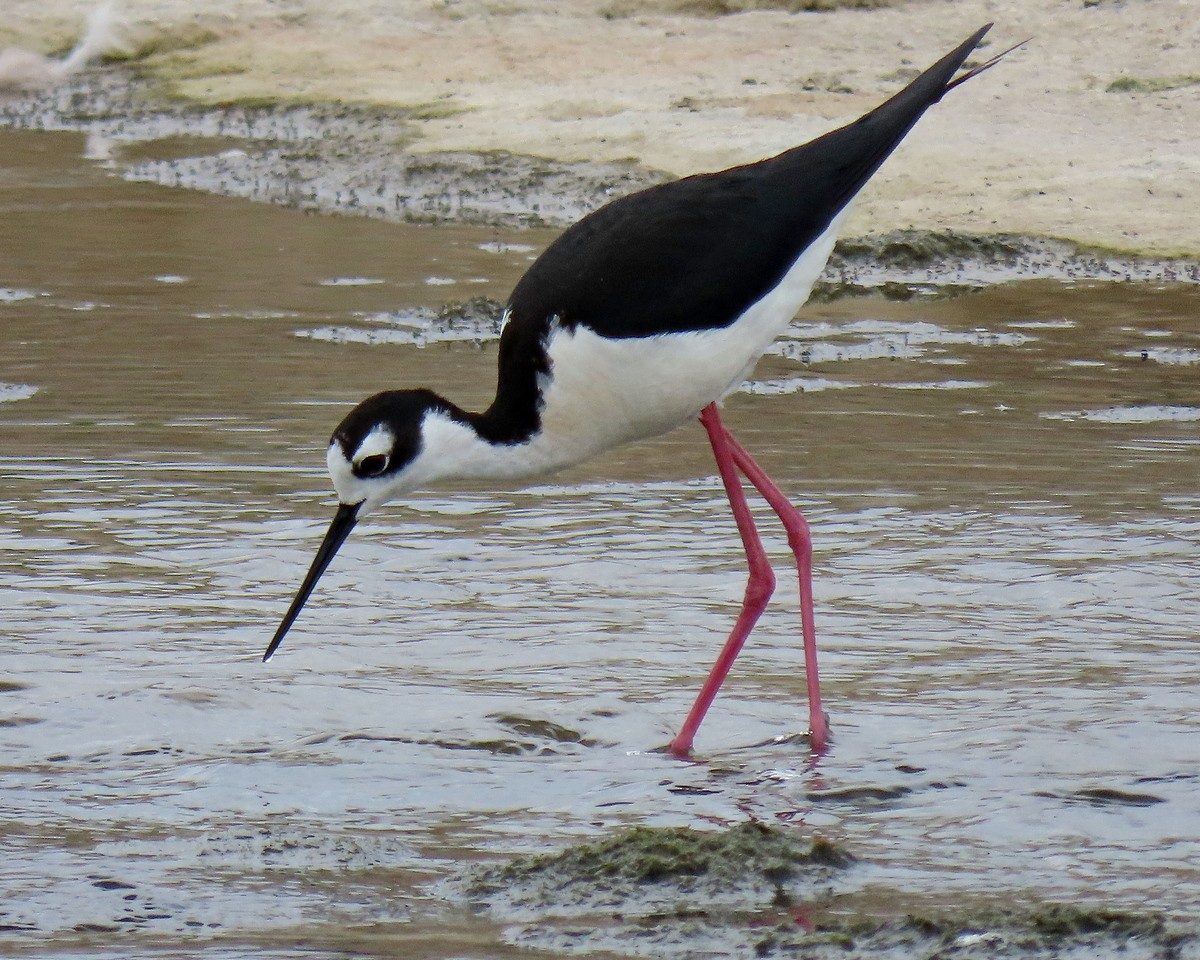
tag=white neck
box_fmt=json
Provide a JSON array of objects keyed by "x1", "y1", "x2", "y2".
[{"x1": 411, "y1": 411, "x2": 569, "y2": 485}]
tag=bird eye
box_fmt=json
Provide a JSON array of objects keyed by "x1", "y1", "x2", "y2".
[{"x1": 357, "y1": 453, "x2": 389, "y2": 477}]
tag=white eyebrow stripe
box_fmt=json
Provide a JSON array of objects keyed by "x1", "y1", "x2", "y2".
[{"x1": 353, "y1": 424, "x2": 394, "y2": 464}]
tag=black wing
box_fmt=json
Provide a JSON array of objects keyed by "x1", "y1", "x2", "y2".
[{"x1": 507, "y1": 24, "x2": 995, "y2": 341}]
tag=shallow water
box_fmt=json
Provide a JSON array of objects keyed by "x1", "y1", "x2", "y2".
[{"x1": 1, "y1": 128, "x2": 1199, "y2": 954}]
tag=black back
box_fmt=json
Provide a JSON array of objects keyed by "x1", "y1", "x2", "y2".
[{"x1": 479, "y1": 25, "x2": 996, "y2": 441}]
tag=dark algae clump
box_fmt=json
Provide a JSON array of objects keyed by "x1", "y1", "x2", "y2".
[
  {"x1": 845, "y1": 905, "x2": 1193, "y2": 959},
  {"x1": 470, "y1": 820, "x2": 854, "y2": 906},
  {"x1": 1026, "y1": 904, "x2": 1167, "y2": 938}
]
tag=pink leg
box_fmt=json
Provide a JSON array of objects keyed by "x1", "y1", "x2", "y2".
[
  {"x1": 669, "y1": 403, "x2": 829, "y2": 756},
  {"x1": 723, "y1": 431, "x2": 829, "y2": 753},
  {"x1": 669, "y1": 404, "x2": 776, "y2": 756}
]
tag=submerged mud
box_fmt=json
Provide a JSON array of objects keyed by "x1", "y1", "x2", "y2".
[
  {"x1": 0, "y1": 69, "x2": 660, "y2": 229},
  {"x1": 3, "y1": 68, "x2": 1199, "y2": 295},
  {"x1": 464, "y1": 823, "x2": 1197, "y2": 959}
]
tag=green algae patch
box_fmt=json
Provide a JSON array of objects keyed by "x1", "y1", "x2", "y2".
[
  {"x1": 467, "y1": 821, "x2": 854, "y2": 919},
  {"x1": 837, "y1": 905, "x2": 1192, "y2": 959},
  {"x1": 483, "y1": 821, "x2": 854, "y2": 889},
  {"x1": 1024, "y1": 904, "x2": 1168, "y2": 939},
  {"x1": 814, "y1": 229, "x2": 1200, "y2": 300},
  {"x1": 833, "y1": 229, "x2": 1026, "y2": 270},
  {"x1": 813, "y1": 229, "x2": 1028, "y2": 301},
  {"x1": 691, "y1": 905, "x2": 1193, "y2": 960},
  {"x1": 1106, "y1": 75, "x2": 1200, "y2": 94},
  {"x1": 105, "y1": 25, "x2": 223, "y2": 65}
]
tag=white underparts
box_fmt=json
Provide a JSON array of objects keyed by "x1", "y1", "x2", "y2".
[{"x1": 518, "y1": 208, "x2": 849, "y2": 473}]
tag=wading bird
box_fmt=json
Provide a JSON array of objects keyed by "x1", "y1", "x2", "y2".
[{"x1": 264, "y1": 25, "x2": 1013, "y2": 755}]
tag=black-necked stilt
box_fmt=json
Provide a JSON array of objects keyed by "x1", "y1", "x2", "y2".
[{"x1": 263, "y1": 25, "x2": 1013, "y2": 755}]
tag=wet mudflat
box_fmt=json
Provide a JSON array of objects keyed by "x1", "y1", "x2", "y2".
[{"x1": 1, "y1": 128, "x2": 1199, "y2": 957}]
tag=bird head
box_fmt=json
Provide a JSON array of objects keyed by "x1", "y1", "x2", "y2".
[
  {"x1": 325, "y1": 389, "x2": 452, "y2": 517},
  {"x1": 263, "y1": 389, "x2": 461, "y2": 661}
]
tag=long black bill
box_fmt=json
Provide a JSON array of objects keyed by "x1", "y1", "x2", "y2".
[{"x1": 263, "y1": 501, "x2": 361, "y2": 662}]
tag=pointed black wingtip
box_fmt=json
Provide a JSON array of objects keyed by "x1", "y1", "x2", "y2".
[
  {"x1": 944, "y1": 25, "x2": 1029, "y2": 95},
  {"x1": 862, "y1": 23, "x2": 1013, "y2": 122}
]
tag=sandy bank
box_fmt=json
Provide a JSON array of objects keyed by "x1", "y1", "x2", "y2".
[{"x1": 3, "y1": 0, "x2": 1199, "y2": 256}]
